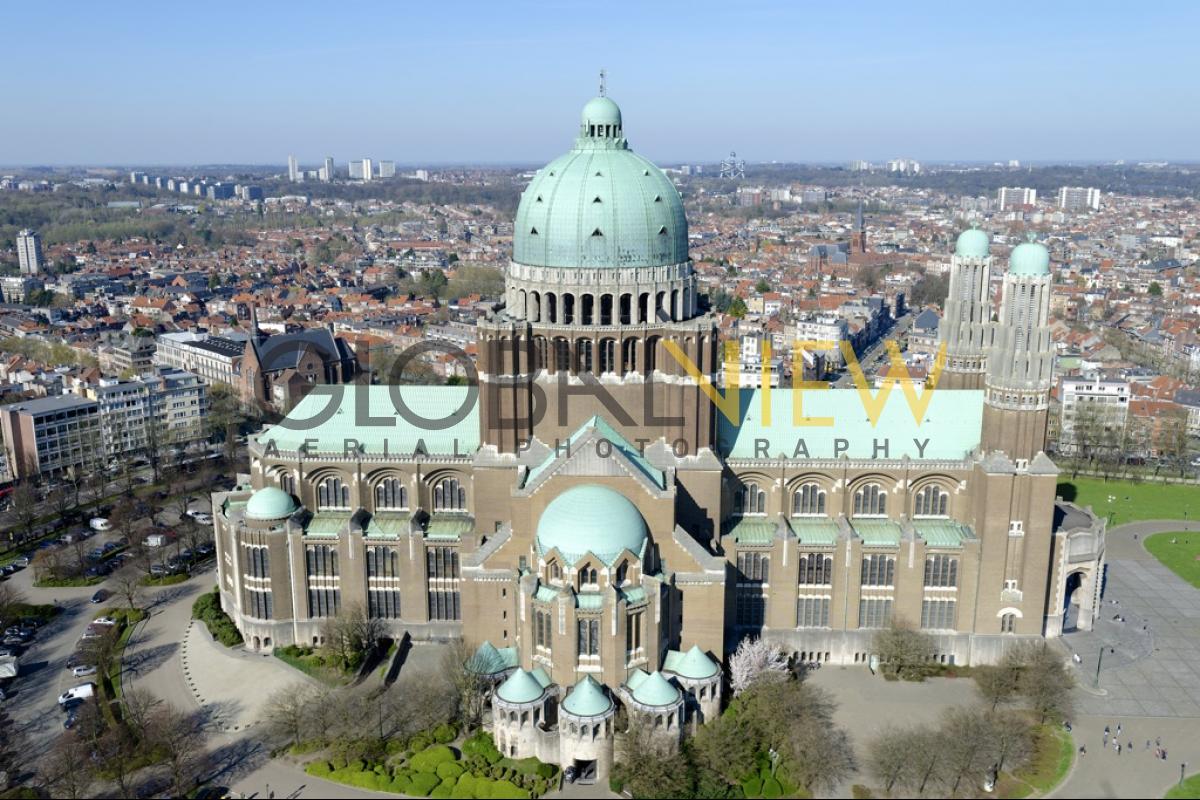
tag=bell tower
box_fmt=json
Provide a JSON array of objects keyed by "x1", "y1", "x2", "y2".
[
  {"x1": 938, "y1": 227, "x2": 994, "y2": 390},
  {"x1": 981, "y1": 235, "x2": 1054, "y2": 460}
]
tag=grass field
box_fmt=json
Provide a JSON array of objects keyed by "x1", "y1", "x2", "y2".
[
  {"x1": 1056, "y1": 478, "x2": 1200, "y2": 526},
  {"x1": 1165, "y1": 772, "x2": 1200, "y2": 799},
  {"x1": 999, "y1": 723, "x2": 1075, "y2": 799},
  {"x1": 1144, "y1": 533, "x2": 1200, "y2": 589}
]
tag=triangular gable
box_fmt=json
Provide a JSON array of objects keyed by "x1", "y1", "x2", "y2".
[{"x1": 521, "y1": 416, "x2": 666, "y2": 495}]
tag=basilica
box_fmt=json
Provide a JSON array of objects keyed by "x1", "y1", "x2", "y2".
[{"x1": 211, "y1": 93, "x2": 1106, "y2": 779}]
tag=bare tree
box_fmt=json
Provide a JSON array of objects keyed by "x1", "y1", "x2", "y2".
[
  {"x1": 149, "y1": 704, "x2": 207, "y2": 796},
  {"x1": 866, "y1": 726, "x2": 914, "y2": 796},
  {"x1": 0, "y1": 706, "x2": 28, "y2": 791},
  {"x1": 974, "y1": 656, "x2": 1023, "y2": 711},
  {"x1": 442, "y1": 639, "x2": 489, "y2": 729},
  {"x1": 1016, "y1": 644, "x2": 1075, "y2": 723},
  {"x1": 262, "y1": 683, "x2": 317, "y2": 748},
  {"x1": 110, "y1": 565, "x2": 145, "y2": 611},
  {"x1": 121, "y1": 688, "x2": 164, "y2": 741},
  {"x1": 612, "y1": 716, "x2": 695, "y2": 799},
  {"x1": 10, "y1": 472, "x2": 41, "y2": 546},
  {"x1": 38, "y1": 733, "x2": 95, "y2": 800},
  {"x1": 0, "y1": 582, "x2": 27, "y2": 623},
  {"x1": 728, "y1": 635, "x2": 789, "y2": 696},
  {"x1": 872, "y1": 621, "x2": 935, "y2": 680},
  {"x1": 319, "y1": 603, "x2": 385, "y2": 673},
  {"x1": 938, "y1": 706, "x2": 996, "y2": 796}
]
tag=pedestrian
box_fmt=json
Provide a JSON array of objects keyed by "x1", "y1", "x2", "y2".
[
  {"x1": 1117, "y1": 723, "x2": 1122, "y2": 736},
  {"x1": 1104, "y1": 732, "x2": 1109, "y2": 746},
  {"x1": 1079, "y1": 745, "x2": 1087, "y2": 757},
  {"x1": 1116, "y1": 742, "x2": 1122, "y2": 756},
  {"x1": 1128, "y1": 741, "x2": 1132, "y2": 752}
]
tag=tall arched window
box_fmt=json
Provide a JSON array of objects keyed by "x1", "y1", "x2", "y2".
[
  {"x1": 735, "y1": 482, "x2": 766, "y2": 515},
  {"x1": 316, "y1": 476, "x2": 350, "y2": 510},
  {"x1": 553, "y1": 338, "x2": 571, "y2": 372},
  {"x1": 914, "y1": 485, "x2": 949, "y2": 517},
  {"x1": 375, "y1": 478, "x2": 407, "y2": 510},
  {"x1": 853, "y1": 483, "x2": 887, "y2": 516},
  {"x1": 599, "y1": 339, "x2": 616, "y2": 373},
  {"x1": 433, "y1": 476, "x2": 466, "y2": 512},
  {"x1": 279, "y1": 472, "x2": 295, "y2": 496},
  {"x1": 645, "y1": 336, "x2": 659, "y2": 373},
  {"x1": 622, "y1": 338, "x2": 637, "y2": 374},
  {"x1": 576, "y1": 338, "x2": 593, "y2": 373},
  {"x1": 792, "y1": 482, "x2": 826, "y2": 516},
  {"x1": 533, "y1": 336, "x2": 548, "y2": 371},
  {"x1": 798, "y1": 553, "x2": 832, "y2": 585},
  {"x1": 1000, "y1": 613, "x2": 1016, "y2": 634}
]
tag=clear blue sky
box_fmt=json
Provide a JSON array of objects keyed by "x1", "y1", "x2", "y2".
[{"x1": 4, "y1": 0, "x2": 1198, "y2": 166}]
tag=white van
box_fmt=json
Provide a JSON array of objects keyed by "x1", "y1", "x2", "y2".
[
  {"x1": 89, "y1": 518, "x2": 111, "y2": 532},
  {"x1": 58, "y1": 683, "x2": 96, "y2": 705}
]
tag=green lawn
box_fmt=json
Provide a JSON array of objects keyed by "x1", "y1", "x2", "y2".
[
  {"x1": 1144, "y1": 533, "x2": 1200, "y2": 589},
  {"x1": 1166, "y1": 773, "x2": 1200, "y2": 799},
  {"x1": 1057, "y1": 478, "x2": 1200, "y2": 526},
  {"x1": 1000, "y1": 723, "x2": 1074, "y2": 799}
]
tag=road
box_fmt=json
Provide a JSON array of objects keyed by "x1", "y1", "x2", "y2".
[{"x1": 832, "y1": 312, "x2": 913, "y2": 387}]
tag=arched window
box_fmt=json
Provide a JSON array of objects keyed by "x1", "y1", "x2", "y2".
[
  {"x1": 553, "y1": 338, "x2": 571, "y2": 372},
  {"x1": 735, "y1": 482, "x2": 766, "y2": 515},
  {"x1": 599, "y1": 339, "x2": 616, "y2": 373},
  {"x1": 375, "y1": 478, "x2": 407, "y2": 510},
  {"x1": 645, "y1": 336, "x2": 659, "y2": 373},
  {"x1": 580, "y1": 567, "x2": 598, "y2": 588},
  {"x1": 860, "y1": 554, "x2": 895, "y2": 587},
  {"x1": 853, "y1": 483, "x2": 887, "y2": 516},
  {"x1": 914, "y1": 485, "x2": 949, "y2": 517},
  {"x1": 622, "y1": 338, "x2": 637, "y2": 374},
  {"x1": 278, "y1": 472, "x2": 295, "y2": 496},
  {"x1": 576, "y1": 338, "x2": 593, "y2": 373},
  {"x1": 792, "y1": 482, "x2": 826, "y2": 516},
  {"x1": 1000, "y1": 613, "x2": 1016, "y2": 634},
  {"x1": 533, "y1": 336, "x2": 548, "y2": 371},
  {"x1": 433, "y1": 476, "x2": 466, "y2": 512},
  {"x1": 316, "y1": 476, "x2": 350, "y2": 510}
]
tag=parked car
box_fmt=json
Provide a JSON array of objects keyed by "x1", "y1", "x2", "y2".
[
  {"x1": 191, "y1": 513, "x2": 213, "y2": 525},
  {"x1": 63, "y1": 708, "x2": 80, "y2": 729},
  {"x1": 12, "y1": 556, "x2": 29, "y2": 568},
  {"x1": 65, "y1": 652, "x2": 91, "y2": 670},
  {"x1": 90, "y1": 589, "x2": 109, "y2": 605},
  {"x1": 92, "y1": 616, "x2": 117, "y2": 626},
  {"x1": 71, "y1": 665, "x2": 97, "y2": 678},
  {"x1": 58, "y1": 683, "x2": 96, "y2": 705},
  {"x1": 89, "y1": 518, "x2": 111, "y2": 532}
]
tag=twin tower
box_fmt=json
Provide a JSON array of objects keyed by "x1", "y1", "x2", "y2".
[{"x1": 938, "y1": 228, "x2": 1055, "y2": 462}]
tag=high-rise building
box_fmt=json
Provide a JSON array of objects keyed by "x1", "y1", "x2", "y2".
[
  {"x1": 1057, "y1": 186, "x2": 1101, "y2": 212},
  {"x1": 361, "y1": 158, "x2": 373, "y2": 182},
  {"x1": 287, "y1": 155, "x2": 299, "y2": 182},
  {"x1": 323, "y1": 157, "x2": 335, "y2": 182},
  {"x1": 377, "y1": 160, "x2": 396, "y2": 178},
  {"x1": 1056, "y1": 377, "x2": 1129, "y2": 456},
  {"x1": 348, "y1": 160, "x2": 363, "y2": 179},
  {"x1": 997, "y1": 187, "x2": 1037, "y2": 210},
  {"x1": 17, "y1": 229, "x2": 43, "y2": 275}
]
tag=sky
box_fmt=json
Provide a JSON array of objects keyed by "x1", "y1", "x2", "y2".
[{"x1": 2, "y1": 1, "x2": 1199, "y2": 167}]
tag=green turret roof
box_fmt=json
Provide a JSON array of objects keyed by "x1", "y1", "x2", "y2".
[
  {"x1": 245, "y1": 486, "x2": 297, "y2": 520},
  {"x1": 1009, "y1": 238, "x2": 1050, "y2": 276},
  {"x1": 561, "y1": 675, "x2": 613, "y2": 717},
  {"x1": 536, "y1": 484, "x2": 648, "y2": 566},
  {"x1": 496, "y1": 669, "x2": 547, "y2": 704},
  {"x1": 512, "y1": 96, "x2": 688, "y2": 270},
  {"x1": 955, "y1": 227, "x2": 990, "y2": 259},
  {"x1": 631, "y1": 671, "x2": 681, "y2": 707},
  {"x1": 663, "y1": 645, "x2": 720, "y2": 680}
]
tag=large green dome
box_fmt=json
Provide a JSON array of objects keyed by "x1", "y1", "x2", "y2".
[
  {"x1": 513, "y1": 97, "x2": 688, "y2": 269},
  {"x1": 955, "y1": 228, "x2": 990, "y2": 259},
  {"x1": 536, "y1": 484, "x2": 647, "y2": 565},
  {"x1": 245, "y1": 486, "x2": 297, "y2": 520},
  {"x1": 1010, "y1": 239, "x2": 1050, "y2": 276}
]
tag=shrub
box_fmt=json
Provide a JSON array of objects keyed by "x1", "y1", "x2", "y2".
[
  {"x1": 410, "y1": 744, "x2": 457, "y2": 774},
  {"x1": 762, "y1": 776, "x2": 783, "y2": 798},
  {"x1": 743, "y1": 776, "x2": 763, "y2": 797},
  {"x1": 306, "y1": 761, "x2": 332, "y2": 777},
  {"x1": 410, "y1": 732, "x2": 433, "y2": 752},
  {"x1": 535, "y1": 762, "x2": 556, "y2": 780},
  {"x1": 437, "y1": 761, "x2": 465, "y2": 780},
  {"x1": 409, "y1": 771, "x2": 441, "y2": 796},
  {"x1": 191, "y1": 587, "x2": 243, "y2": 646},
  {"x1": 433, "y1": 721, "x2": 458, "y2": 743},
  {"x1": 490, "y1": 779, "x2": 531, "y2": 799},
  {"x1": 464, "y1": 731, "x2": 503, "y2": 765}
]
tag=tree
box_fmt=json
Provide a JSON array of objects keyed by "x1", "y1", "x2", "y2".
[
  {"x1": 865, "y1": 726, "x2": 916, "y2": 795},
  {"x1": 10, "y1": 474, "x2": 41, "y2": 545},
  {"x1": 727, "y1": 297, "x2": 748, "y2": 319},
  {"x1": 319, "y1": 603, "x2": 385, "y2": 673},
  {"x1": 1015, "y1": 644, "x2": 1074, "y2": 723},
  {"x1": 149, "y1": 704, "x2": 207, "y2": 796},
  {"x1": 939, "y1": 706, "x2": 997, "y2": 796},
  {"x1": 974, "y1": 652, "x2": 1023, "y2": 710},
  {"x1": 262, "y1": 683, "x2": 317, "y2": 748},
  {"x1": 1148, "y1": 281, "x2": 1163, "y2": 296},
  {"x1": 613, "y1": 721, "x2": 695, "y2": 799},
  {"x1": 0, "y1": 706, "x2": 28, "y2": 791},
  {"x1": 728, "y1": 636, "x2": 788, "y2": 696},
  {"x1": 38, "y1": 732, "x2": 95, "y2": 800},
  {"x1": 443, "y1": 639, "x2": 490, "y2": 729},
  {"x1": 872, "y1": 621, "x2": 935, "y2": 680},
  {"x1": 754, "y1": 279, "x2": 771, "y2": 294},
  {"x1": 0, "y1": 582, "x2": 27, "y2": 624},
  {"x1": 110, "y1": 565, "x2": 145, "y2": 610},
  {"x1": 121, "y1": 688, "x2": 163, "y2": 741}
]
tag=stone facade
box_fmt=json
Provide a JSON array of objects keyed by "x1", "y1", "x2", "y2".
[{"x1": 211, "y1": 95, "x2": 1104, "y2": 781}]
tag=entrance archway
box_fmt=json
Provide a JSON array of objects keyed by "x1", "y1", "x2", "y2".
[{"x1": 1063, "y1": 570, "x2": 1085, "y2": 632}]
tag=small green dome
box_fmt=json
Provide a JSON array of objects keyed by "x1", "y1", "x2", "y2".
[
  {"x1": 581, "y1": 96, "x2": 621, "y2": 130},
  {"x1": 955, "y1": 228, "x2": 990, "y2": 259},
  {"x1": 1010, "y1": 240, "x2": 1050, "y2": 276},
  {"x1": 562, "y1": 675, "x2": 613, "y2": 717},
  {"x1": 245, "y1": 486, "x2": 297, "y2": 520},
  {"x1": 672, "y1": 645, "x2": 720, "y2": 680},
  {"x1": 496, "y1": 669, "x2": 546, "y2": 704},
  {"x1": 632, "y1": 671, "x2": 681, "y2": 707},
  {"x1": 513, "y1": 97, "x2": 688, "y2": 270},
  {"x1": 536, "y1": 485, "x2": 647, "y2": 565}
]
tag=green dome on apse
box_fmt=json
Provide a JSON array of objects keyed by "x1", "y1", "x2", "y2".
[
  {"x1": 536, "y1": 484, "x2": 648, "y2": 566},
  {"x1": 955, "y1": 227, "x2": 990, "y2": 258},
  {"x1": 245, "y1": 486, "x2": 298, "y2": 520},
  {"x1": 513, "y1": 96, "x2": 688, "y2": 269}
]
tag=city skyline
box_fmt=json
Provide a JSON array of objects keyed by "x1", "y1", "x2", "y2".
[{"x1": 4, "y1": 1, "x2": 1199, "y2": 166}]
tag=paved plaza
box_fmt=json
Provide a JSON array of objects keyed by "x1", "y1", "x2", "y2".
[{"x1": 1063, "y1": 521, "x2": 1200, "y2": 718}]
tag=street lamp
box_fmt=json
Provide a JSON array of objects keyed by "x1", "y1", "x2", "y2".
[
  {"x1": 1181, "y1": 763, "x2": 1187, "y2": 787},
  {"x1": 1094, "y1": 647, "x2": 1104, "y2": 689}
]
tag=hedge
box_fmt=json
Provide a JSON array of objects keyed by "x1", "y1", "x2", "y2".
[{"x1": 191, "y1": 587, "x2": 243, "y2": 646}]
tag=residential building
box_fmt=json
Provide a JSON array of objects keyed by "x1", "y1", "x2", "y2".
[
  {"x1": 1058, "y1": 186, "x2": 1101, "y2": 212},
  {"x1": 1055, "y1": 377, "x2": 1129, "y2": 456},
  {"x1": 0, "y1": 394, "x2": 101, "y2": 479},
  {"x1": 997, "y1": 187, "x2": 1037, "y2": 210},
  {"x1": 17, "y1": 229, "x2": 43, "y2": 275}
]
